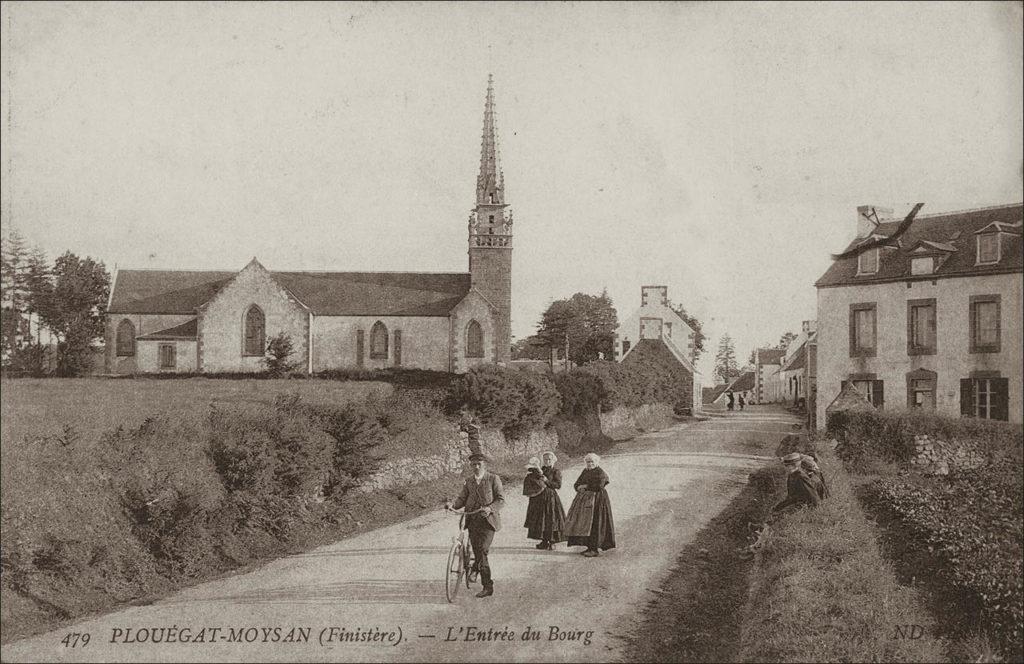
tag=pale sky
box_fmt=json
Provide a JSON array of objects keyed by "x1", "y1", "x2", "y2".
[{"x1": 3, "y1": 1, "x2": 1022, "y2": 375}]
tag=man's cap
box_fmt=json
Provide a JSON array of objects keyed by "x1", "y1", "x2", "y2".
[
  {"x1": 782, "y1": 452, "x2": 803, "y2": 464},
  {"x1": 469, "y1": 452, "x2": 489, "y2": 462}
]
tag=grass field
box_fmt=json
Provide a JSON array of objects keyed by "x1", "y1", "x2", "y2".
[{"x1": 0, "y1": 377, "x2": 393, "y2": 451}]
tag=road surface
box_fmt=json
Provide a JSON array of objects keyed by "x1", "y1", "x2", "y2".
[{"x1": 2, "y1": 406, "x2": 799, "y2": 663}]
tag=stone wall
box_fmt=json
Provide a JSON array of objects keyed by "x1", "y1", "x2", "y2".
[
  {"x1": 909, "y1": 433, "x2": 987, "y2": 476},
  {"x1": 356, "y1": 426, "x2": 556, "y2": 493},
  {"x1": 599, "y1": 404, "x2": 675, "y2": 440}
]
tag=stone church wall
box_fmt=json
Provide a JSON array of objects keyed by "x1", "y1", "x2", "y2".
[
  {"x1": 105, "y1": 313, "x2": 195, "y2": 374},
  {"x1": 449, "y1": 291, "x2": 499, "y2": 372},
  {"x1": 199, "y1": 262, "x2": 309, "y2": 373},
  {"x1": 311, "y1": 316, "x2": 451, "y2": 372}
]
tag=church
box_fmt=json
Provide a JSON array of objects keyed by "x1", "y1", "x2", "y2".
[{"x1": 105, "y1": 77, "x2": 513, "y2": 375}]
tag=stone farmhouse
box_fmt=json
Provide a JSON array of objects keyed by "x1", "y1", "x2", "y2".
[
  {"x1": 105, "y1": 77, "x2": 514, "y2": 375},
  {"x1": 815, "y1": 202, "x2": 1023, "y2": 428},
  {"x1": 616, "y1": 285, "x2": 703, "y2": 414}
]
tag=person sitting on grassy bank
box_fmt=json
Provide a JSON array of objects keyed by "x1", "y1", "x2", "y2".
[
  {"x1": 772, "y1": 452, "x2": 821, "y2": 512},
  {"x1": 801, "y1": 454, "x2": 829, "y2": 499}
]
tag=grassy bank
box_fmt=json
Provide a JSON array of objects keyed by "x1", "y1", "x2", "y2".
[
  {"x1": 738, "y1": 442, "x2": 946, "y2": 663},
  {"x1": 623, "y1": 464, "x2": 781, "y2": 662}
]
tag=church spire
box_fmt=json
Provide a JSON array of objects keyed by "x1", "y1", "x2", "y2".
[{"x1": 477, "y1": 73, "x2": 505, "y2": 206}]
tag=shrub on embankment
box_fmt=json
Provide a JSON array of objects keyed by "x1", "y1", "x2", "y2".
[
  {"x1": 833, "y1": 409, "x2": 1023, "y2": 660},
  {"x1": 739, "y1": 444, "x2": 946, "y2": 663}
]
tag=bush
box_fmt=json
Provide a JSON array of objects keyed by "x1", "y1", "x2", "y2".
[
  {"x1": 827, "y1": 409, "x2": 1023, "y2": 471},
  {"x1": 866, "y1": 469, "x2": 1023, "y2": 660},
  {"x1": 263, "y1": 332, "x2": 296, "y2": 377},
  {"x1": 448, "y1": 364, "x2": 561, "y2": 438}
]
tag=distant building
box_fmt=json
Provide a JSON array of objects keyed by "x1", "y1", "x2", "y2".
[
  {"x1": 815, "y1": 202, "x2": 1022, "y2": 428},
  {"x1": 752, "y1": 347, "x2": 785, "y2": 404},
  {"x1": 105, "y1": 78, "x2": 514, "y2": 375},
  {"x1": 777, "y1": 321, "x2": 817, "y2": 406},
  {"x1": 709, "y1": 370, "x2": 755, "y2": 408},
  {"x1": 617, "y1": 286, "x2": 702, "y2": 414}
]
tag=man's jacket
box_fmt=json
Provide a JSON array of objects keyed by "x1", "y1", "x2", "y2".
[{"x1": 453, "y1": 471, "x2": 505, "y2": 531}]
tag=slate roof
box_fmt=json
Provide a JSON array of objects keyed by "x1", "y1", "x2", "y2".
[
  {"x1": 816, "y1": 203, "x2": 1023, "y2": 288},
  {"x1": 780, "y1": 349, "x2": 806, "y2": 372},
  {"x1": 756, "y1": 348, "x2": 786, "y2": 365},
  {"x1": 727, "y1": 371, "x2": 755, "y2": 392},
  {"x1": 703, "y1": 385, "x2": 727, "y2": 404},
  {"x1": 108, "y1": 269, "x2": 473, "y2": 317},
  {"x1": 137, "y1": 318, "x2": 198, "y2": 340}
]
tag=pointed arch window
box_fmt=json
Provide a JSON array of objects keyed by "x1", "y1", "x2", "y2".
[
  {"x1": 243, "y1": 305, "x2": 265, "y2": 356},
  {"x1": 466, "y1": 320, "x2": 485, "y2": 358},
  {"x1": 116, "y1": 319, "x2": 136, "y2": 356},
  {"x1": 370, "y1": 321, "x2": 389, "y2": 359}
]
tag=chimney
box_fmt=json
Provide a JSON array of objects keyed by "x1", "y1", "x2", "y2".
[
  {"x1": 641, "y1": 285, "x2": 668, "y2": 308},
  {"x1": 856, "y1": 205, "x2": 893, "y2": 239},
  {"x1": 801, "y1": 320, "x2": 817, "y2": 334}
]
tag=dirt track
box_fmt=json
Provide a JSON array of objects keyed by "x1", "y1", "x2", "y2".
[{"x1": 1, "y1": 407, "x2": 798, "y2": 663}]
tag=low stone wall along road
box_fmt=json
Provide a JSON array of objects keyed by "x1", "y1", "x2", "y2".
[{"x1": 2, "y1": 406, "x2": 800, "y2": 663}]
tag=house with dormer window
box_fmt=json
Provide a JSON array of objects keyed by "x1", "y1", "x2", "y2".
[{"x1": 815, "y1": 202, "x2": 1023, "y2": 427}]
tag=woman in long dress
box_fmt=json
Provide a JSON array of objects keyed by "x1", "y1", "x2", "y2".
[
  {"x1": 532, "y1": 451, "x2": 566, "y2": 549},
  {"x1": 566, "y1": 452, "x2": 616, "y2": 557}
]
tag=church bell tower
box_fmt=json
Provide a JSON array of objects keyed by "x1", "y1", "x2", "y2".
[{"x1": 468, "y1": 74, "x2": 513, "y2": 364}]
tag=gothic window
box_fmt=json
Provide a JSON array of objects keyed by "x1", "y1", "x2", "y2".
[
  {"x1": 370, "y1": 321, "x2": 388, "y2": 359},
  {"x1": 116, "y1": 319, "x2": 135, "y2": 356},
  {"x1": 243, "y1": 305, "x2": 265, "y2": 356},
  {"x1": 466, "y1": 320, "x2": 484, "y2": 358}
]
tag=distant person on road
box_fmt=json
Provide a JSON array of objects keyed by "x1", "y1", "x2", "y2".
[
  {"x1": 566, "y1": 453, "x2": 616, "y2": 557},
  {"x1": 738, "y1": 393, "x2": 746, "y2": 410},
  {"x1": 772, "y1": 452, "x2": 821, "y2": 512},
  {"x1": 727, "y1": 390, "x2": 735, "y2": 411},
  {"x1": 524, "y1": 451, "x2": 566, "y2": 550},
  {"x1": 801, "y1": 454, "x2": 829, "y2": 499},
  {"x1": 445, "y1": 452, "x2": 505, "y2": 598}
]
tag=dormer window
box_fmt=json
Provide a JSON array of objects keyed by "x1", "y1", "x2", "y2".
[
  {"x1": 857, "y1": 248, "x2": 879, "y2": 275},
  {"x1": 910, "y1": 256, "x2": 934, "y2": 275},
  {"x1": 977, "y1": 233, "x2": 1000, "y2": 265}
]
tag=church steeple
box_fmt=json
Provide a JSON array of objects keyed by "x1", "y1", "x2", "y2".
[
  {"x1": 477, "y1": 73, "x2": 505, "y2": 206},
  {"x1": 467, "y1": 74, "x2": 513, "y2": 366}
]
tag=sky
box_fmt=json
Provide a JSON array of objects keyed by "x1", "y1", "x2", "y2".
[{"x1": 2, "y1": 1, "x2": 1022, "y2": 375}]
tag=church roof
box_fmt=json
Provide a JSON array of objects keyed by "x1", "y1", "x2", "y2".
[
  {"x1": 137, "y1": 318, "x2": 198, "y2": 340},
  {"x1": 109, "y1": 269, "x2": 472, "y2": 317}
]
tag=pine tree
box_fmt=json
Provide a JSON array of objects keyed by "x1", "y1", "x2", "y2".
[{"x1": 714, "y1": 333, "x2": 739, "y2": 383}]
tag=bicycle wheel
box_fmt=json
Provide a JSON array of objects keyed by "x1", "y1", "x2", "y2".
[
  {"x1": 445, "y1": 540, "x2": 464, "y2": 602},
  {"x1": 463, "y1": 545, "x2": 474, "y2": 589}
]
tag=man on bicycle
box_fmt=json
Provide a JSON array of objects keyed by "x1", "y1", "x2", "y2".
[{"x1": 446, "y1": 452, "x2": 504, "y2": 598}]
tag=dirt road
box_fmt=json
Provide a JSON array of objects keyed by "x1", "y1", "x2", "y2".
[{"x1": 2, "y1": 407, "x2": 798, "y2": 663}]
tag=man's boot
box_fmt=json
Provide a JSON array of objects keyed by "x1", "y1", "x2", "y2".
[{"x1": 476, "y1": 568, "x2": 493, "y2": 598}]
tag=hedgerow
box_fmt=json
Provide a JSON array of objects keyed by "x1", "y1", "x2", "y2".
[
  {"x1": 865, "y1": 471, "x2": 1023, "y2": 660},
  {"x1": 447, "y1": 364, "x2": 561, "y2": 438}
]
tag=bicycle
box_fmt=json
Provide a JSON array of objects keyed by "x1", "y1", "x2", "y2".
[{"x1": 444, "y1": 507, "x2": 486, "y2": 602}]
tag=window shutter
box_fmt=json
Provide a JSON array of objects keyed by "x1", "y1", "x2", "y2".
[
  {"x1": 394, "y1": 330, "x2": 402, "y2": 366},
  {"x1": 960, "y1": 379, "x2": 973, "y2": 417},
  {"x1": 356, "y1": 329, "x2": 365, "y2": 368},
  {"x1": 872, "y1": 380, "x2": 884, "y2": 408},
  {"x1": 992, "y1": 378, "x2": 1009, "y2": 422}
]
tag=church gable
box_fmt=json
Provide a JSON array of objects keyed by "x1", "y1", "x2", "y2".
[
  {"x1": 449, "y1": 289, "x2": 500, "y2": 372},
  {"x1": 198, "y1": 259, "x2": 310, "y2": 373}
]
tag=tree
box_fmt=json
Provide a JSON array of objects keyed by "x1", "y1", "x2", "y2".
[
  {"x1": 36, "y1": 252, "x2": 111, "y2": 376},
  {"x1": 536, "y1": 290, "x2": 617, "y2": 366},
  {"x1": 714, "y1": 333, "x2": 740, "y2": 383},
  {"x1": 511, "y1": 334, "x2": 551, "y2": 360},
  {"x1": 264, "y1": 332, "x2": 296, "y2": 376},
  {"x1": 778, "y1": 331, "x2": 798, "y2": 350},
  {"x1": 670, "y1": 302, "x2": 707, "y2": 362},
  {"x1": 1, "y1": 228, "x2": 30, "y2": 359}
]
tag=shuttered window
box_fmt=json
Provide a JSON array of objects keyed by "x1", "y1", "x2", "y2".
[
  {"x1": 961, "y1": 377, "x2": 1009, "y2": 421},
  {"x1": 158, "y1": 343, "x2": 176, "y2": 370}
]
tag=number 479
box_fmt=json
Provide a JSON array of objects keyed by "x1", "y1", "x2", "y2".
[{"x1": 61, "y1": 633, "x2": 90, "y2": 648}]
